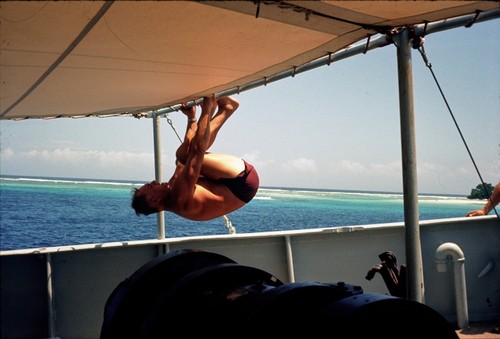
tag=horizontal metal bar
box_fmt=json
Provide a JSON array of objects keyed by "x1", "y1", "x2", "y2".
[{"x1": 149, "y1": 8, "x2": 500, "y2": 119}]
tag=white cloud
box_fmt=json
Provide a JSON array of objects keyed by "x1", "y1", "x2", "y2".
[
  {"x1": 339, "y1": 160, "x2": 365, "y2": 172},
  {"x1": 2, "y1": 145, "x2": 497, "y2": 195},
  {"x1": 418, "y1": 162, "x2": 446, "y2": 174},
  {"x1": 1, "y1": 147, "x2": 14, "y2": 159},
  {"x1": 367, "y1": 161, "x2": 401, "y2": 176},
  {"x1": 0, "y1": 147, "x2": 165, "y2": 181},
  {"x1": 335, "y1": 159, "x2": 401, "y2": 176},
  {"x1": 23, "y1": 148, "x2": 153, "y2": 162},
  {"x1": 282, "y1": 158, "x2": 318, "y2": 173},
  {"x1": 240, "y1": 150, "x2": 275, "y2": 170},
  {"x1": 240, "y1": 150, "x2": 261, "y2": 164}
]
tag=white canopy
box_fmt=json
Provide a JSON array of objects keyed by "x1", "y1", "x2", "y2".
[{"x1": 1, "y1": 1, "x2": 498, "y2": 120}]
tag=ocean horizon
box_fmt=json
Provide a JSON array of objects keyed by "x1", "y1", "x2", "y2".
[{"x1": 0, "y1": 175, "x2": 485, "y2": 251}]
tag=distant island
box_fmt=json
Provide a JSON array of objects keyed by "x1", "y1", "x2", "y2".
[{"x1": 467, "y1": 183, "x2": 494, "y2": 199}]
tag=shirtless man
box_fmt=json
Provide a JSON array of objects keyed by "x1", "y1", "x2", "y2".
[{"x1": 131, "y1": 95, "x2": 259, "y2": 221}]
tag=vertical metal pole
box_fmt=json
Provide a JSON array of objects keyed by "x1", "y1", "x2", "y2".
[
  {"x1": 285, "y1": 235, "x2": 296, "y2": 283},
  {"x1": 46, "y1": 253, "x2": 56, "y2": 338},
  {"x1": 152, "y1": 114, "x2": 165, "y2": 239},
  {"x1": 395, "y1": 28, "x2": 424, "y2": 302}
]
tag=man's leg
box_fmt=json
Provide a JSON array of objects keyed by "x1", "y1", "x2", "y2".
[
  {"x1": 207, "y1": 96, "x2": 239, "y2": 148},
  {"x1": 200, "y1": 153, "x2": 245, "y2": 179},
  {"x1": 198, "y1": 96, "x2": 243, "y2": 178},
  {"x1": 176, "y1": 96, "x2": 239, "y2": 164},
  {"x1": 176, "y1": 103, "x2": 198, "y2": 164}
]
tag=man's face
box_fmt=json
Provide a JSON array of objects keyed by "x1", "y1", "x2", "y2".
[{"x1": 133, "y1": 181, "x2": 169, "y2": 215}]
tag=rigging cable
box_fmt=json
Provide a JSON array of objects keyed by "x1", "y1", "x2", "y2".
[
  {"x1": 164, "y1": 112, "x2": 183, "y2": 143},
  {"x1": 415, "y1": 42, "x2": 499, "y2": 219}
]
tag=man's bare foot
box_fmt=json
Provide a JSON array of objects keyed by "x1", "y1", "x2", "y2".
[
  {"x1": 214, "y1": 96, "x2": 239, "y2": 118},
  {"x1": 204, "y1": 96, "x2": 239, "y2": 148},
  {"x1": 201, "y1": 96, "x2": 217, "y2": 117}
]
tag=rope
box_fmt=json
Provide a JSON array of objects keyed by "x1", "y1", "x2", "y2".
[
  {"x1": 164, "y1": 112, "x2": 183, "y2": 143},
  {"x1": 164, "y1": 112, "x2": 237, "y2": 232},
  {"x1": 416, "y1": 43, "x2": 499, "y2": 219},
  {"x1": 223, "y1": 215, "x2": 236, "y2": 234}
]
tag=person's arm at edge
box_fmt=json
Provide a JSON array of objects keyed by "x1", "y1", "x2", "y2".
[{"x1": 466, "y1": 182, "x2": 500, "y2": 217}]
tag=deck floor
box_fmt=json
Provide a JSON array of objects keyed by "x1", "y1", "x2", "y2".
[{"x1": 456, "y1": 322, "x2": 500, "y2": 338}]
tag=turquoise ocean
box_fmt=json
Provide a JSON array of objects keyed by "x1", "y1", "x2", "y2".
[{"x1": 0, "y1": 175, "x2": 485, "y2": 251}]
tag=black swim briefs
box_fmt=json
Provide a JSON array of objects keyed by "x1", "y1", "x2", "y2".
[{"x1": 219, "y1": 160, "x2": 259, "y2": 203}]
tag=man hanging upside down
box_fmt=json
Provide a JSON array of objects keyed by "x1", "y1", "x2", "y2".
[{"x1": 131, "y1": 95, "x2": 259, "y2": 221}]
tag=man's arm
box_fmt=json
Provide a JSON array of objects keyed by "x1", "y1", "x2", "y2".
[
  {"x1": 466, "y1": 182, "x2": 500, "y2": 216},
  {"x1": 170, "y1": 96, "x2": 216, "y2": 210},
  {"x1": 176, "y1": 103, "x2": 198, "y2": 164}
]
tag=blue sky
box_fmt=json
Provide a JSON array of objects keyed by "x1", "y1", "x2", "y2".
[{"x1": 1, "y1": 20, "x2": 498, "y2": 195}]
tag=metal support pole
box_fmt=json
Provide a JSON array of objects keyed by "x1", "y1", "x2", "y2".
[
  {"x1": 285, "y1": 235, "x2": 296, "y2": 283},
  {"x1": 395, "y1": 28, "x2": 424, "y2": 302},
  {"x1": 46, "y1": 253, "x2": 56, "y2": 338},
  {"x1": 152, "y1": 114, "x2": 165, "y2": 239}
]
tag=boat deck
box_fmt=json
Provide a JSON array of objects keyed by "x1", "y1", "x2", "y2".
[{"x1": 456, "y1": 322, "x2": 500, "y2": 338}]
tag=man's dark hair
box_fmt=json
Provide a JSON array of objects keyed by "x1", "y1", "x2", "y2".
[{"x1": 131, "y1": 188, "x2": 156, "y2": 216}]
